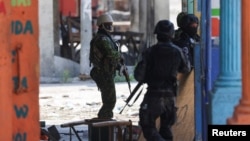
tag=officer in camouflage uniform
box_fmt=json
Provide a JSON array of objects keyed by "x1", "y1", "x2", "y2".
[
  {"x1": 89, "y1": 13, "x2": 120, "y2": 119},
  {"x1": 137, "y1": 20, "x2": 191, "y2": 141}
]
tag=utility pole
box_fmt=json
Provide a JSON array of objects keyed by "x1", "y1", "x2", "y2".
[
  {"x1": 130, "y1": 0, "x2": 140, "y2": 32},
  {"x1": 80, "y1": 0, "x2": 92, "y2": 75},
  {"x1": 146, "y1": 0, "x2": 155, "y2": 47}
]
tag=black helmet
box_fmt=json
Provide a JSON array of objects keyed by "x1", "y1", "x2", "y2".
[
  {"x1": 179, "y1": 14, "x2": 199, "y2": 29},
  {"x1": 154, "y1": 20, "x2": 175, "y2": 38},
  {"x1": 180, "y1": 14, "x2": 199, "y2": 37},
  {"x1": 176, "y1": 12, "x2": 187, "y2": 28}
]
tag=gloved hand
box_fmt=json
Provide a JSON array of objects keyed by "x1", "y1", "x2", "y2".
[
  {"x1": 182, "y1": 47, "x2": 189, "y2": 55},
  {"x1": 119, "y1": 65, "x2": 126, "y2": 76}
]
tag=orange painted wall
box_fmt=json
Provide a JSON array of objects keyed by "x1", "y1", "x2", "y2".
[
  {"x1": 0, "y1": 0, "x2": 40, "y2": 140},
  {"x1": 0, "y1": 0, "x2": 12, "y2": 140}
]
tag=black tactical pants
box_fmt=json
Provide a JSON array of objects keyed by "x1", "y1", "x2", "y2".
[
  {"x1": 139, "y1": 90, "x2": 177, "y2": 141},
  {"x1": 90, "y1": 67, "x2": 116, "y2": 119}
]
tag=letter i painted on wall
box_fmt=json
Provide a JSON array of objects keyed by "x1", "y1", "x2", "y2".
[{"x1": 11, "y1": 20, "x2": 33, "y2": 35}]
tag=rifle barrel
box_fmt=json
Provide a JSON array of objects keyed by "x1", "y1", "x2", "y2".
[
  {"x1": 119, "y1": 82, "x2": 143, "y2": 114},
  {"x1": 119, "y1": 103, "x2": 128, "y2": 114}
]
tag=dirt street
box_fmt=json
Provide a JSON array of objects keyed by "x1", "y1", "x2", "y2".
[{"x1": 40, "y1": 79, "x2": 143, "y2": 141}]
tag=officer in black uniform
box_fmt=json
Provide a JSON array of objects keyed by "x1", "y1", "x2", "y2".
[
  {"x1": 137, "y1": 20, "x2": 191, "y2": 141},
  {"x1": 173, "y1": 13, "x2": 200, "y2": 68}
]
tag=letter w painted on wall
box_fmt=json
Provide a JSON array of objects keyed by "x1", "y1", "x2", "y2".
[{"x1": 14, "y1": 104, "x2": 29, "y2": 118}]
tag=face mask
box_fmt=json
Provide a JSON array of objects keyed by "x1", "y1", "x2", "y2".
[
  {"x1": 185, "y1": 26, "x2": 198, "y2": 37},
  {"x1": 102, "y1": 23, "x2": 113, "y2": 32}
]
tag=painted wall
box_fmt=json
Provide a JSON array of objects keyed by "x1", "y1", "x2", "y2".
[
  {"x1": 211, "y1": 0, "x2": 220, "y2": 87},
  {"x1": 0, "y1": 1, "x2": 12, "y2": 140},
  {"x1": 0, "y1": 0, "x2": 40, "y2": 140},
  {"x1": 211, "y1": 0, "x2": 220, "y2": 44},
  {"x1": 39, "y1": 0, "x2": 56, "y2": 79}
]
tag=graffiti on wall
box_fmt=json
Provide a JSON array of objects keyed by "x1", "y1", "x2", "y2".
[
  {"x1": 12, "y1": 21, "x2": 33, "y2": 34},
  {"x1": 0, "y1": 0, "x2": 39, "y2": 140}
]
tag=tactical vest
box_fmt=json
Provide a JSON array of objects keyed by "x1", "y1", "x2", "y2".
[
  {"x1": 89, "y1": 33, "x2": 120, "y2": 71},
  {"x1": 89, "y1": 35, "x2": 103, "y2": 68},
  {"x1": 145, "y1": 43, "x2": 183, "y2": 88}
]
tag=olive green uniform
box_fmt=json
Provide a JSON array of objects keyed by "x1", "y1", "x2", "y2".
[{"x1": 90, "y1": 29, "x2": 120, "y2": 119}]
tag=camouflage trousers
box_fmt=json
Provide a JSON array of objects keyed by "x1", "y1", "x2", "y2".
[
  {"x1": 139, "y1": 91, "x2": 177, "y2": 141},
  {"x1": 90, "y1": 67, "x2": 116, "y2": 119}
]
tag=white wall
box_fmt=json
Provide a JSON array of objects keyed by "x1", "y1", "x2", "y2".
[
  {"x1": 39, "y1": 0, "x2": 55, "y2": 78},
  {"x1": 39, "y1": 0, "x2": 80, "y2": 83},
  {"x1": 169, "y1": 0, "x2": 182, "y2": 30}
]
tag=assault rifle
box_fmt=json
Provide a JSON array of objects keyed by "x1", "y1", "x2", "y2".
[
  {"x1": 119, "y1": 82, "x2": 144, "y2": 114},
  {"x1": 119, "y1": 59, "x2": 131, "y2": 94}
]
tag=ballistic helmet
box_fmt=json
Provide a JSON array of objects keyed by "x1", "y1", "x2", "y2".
[
  {"x1": 179, "y1": 14, "x2": 199, "y2": 29},
  {"x1": 180, "y1": 14, "x2": 199, "y2": 37},
  {"x1": 154, "y1": 20, "x2": 175, "y2": 38},
  {"x1": 176, "y1": 12, "x2": 187, "y2": 28},
  {"x1": 97, "y1": 13, "x2": 114, "y2": 26}
]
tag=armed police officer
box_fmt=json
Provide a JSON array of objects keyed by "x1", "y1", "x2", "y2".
[
  {"x1": 173, "y1": 13, "x2": 200, "y2": 68},
  {"x1": 136, "y1": 20, "x2": 191, "y2": 141},
  {"x1": 89, "y1": 13, "x2": 122, "y2": 119}
]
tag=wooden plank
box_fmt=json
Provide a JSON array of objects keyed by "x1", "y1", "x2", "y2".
[{"x1": 172, "y1": 70, "x2": 194, "y2": 141}]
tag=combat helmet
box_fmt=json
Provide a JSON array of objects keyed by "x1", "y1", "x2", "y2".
[
  {"x1": 97, "y1": 13, "x2": 114, "y2": 32},
  {"x1": 179, "y1": 14, "x2": 199, "y2": 29},
  {"x1": 97, "y1": 13, "x2": 114, "y2": 26},
  {"x1": 176, "y1": 12, "x2": 187, "y2": 28},
  {"x1": 154, "y1": 20, "x2": 175, "y2": 38},
  {"x1": 179, "y1": 14, "x2": 199, "y2": 37}
]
